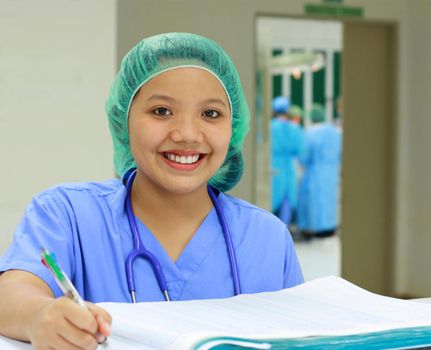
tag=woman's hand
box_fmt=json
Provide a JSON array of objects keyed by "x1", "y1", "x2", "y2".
[{"x1": 29, "y1": 297, "x2": 111, "y2": 350}]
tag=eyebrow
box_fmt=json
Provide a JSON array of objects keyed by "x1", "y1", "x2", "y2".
[
  {"x1": 146, "y1": 94, "x2": 176, "y2": 103},
  {"x1": 202, "y1": 98, "x2": 228, "y2": 109},
  {"x1": 146, "y1": 94, "x2": 228, "y2": 109}
]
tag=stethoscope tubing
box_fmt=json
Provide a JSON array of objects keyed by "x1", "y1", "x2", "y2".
[
  {"x1": 124, "y1": 168, "x2": 241, "y2": 302},
  {"x1": 207, "y1": 186, "x2": 241, "y2": 295},
  {"x1": 125, "y1": 170, "x2": 170, "y2": 302}
]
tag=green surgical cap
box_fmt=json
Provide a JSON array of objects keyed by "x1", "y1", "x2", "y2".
[
  {"x1": 105, "y1": 32, "x2": 250, "y2": 192},
  {"x1": 289, "y1": 105, "x2": 303, "y2": 118},
  {"x1": 309, "y1": 104, "x2": 326, "y2": 123}
]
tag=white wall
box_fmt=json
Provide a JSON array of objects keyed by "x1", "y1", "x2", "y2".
[
  {"x1": 398, "y1": 0, "x2": 431, "y2": 295},
  {"x1": 0, "y1": 0, "x2": 117, "y2": 254},
  {"x1": 259, "y1": 17, "x2": 342, "y2": 51}
]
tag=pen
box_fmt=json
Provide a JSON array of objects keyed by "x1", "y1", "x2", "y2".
[{"x1": 40, "y1": 247, "x2": 108, "y2": 346}]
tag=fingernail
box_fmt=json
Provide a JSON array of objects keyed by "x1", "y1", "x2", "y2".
[
  {"x1": 96, "y1": 333, "x2": 106, "y2": 344},
  {"x1": 97, "y1": 315, "x2": 111, "y2": 335},
  {"x1": 104, "y1": 320, "x2": 111, "y2": 334}
]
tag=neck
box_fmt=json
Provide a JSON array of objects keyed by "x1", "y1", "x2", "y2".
[
  {"x1": 129, "y1": 171, "x2": 214, "y2": 261},
  {"x1": 131, "y1": 175, "x2": 212, "y2": 216},
  {"x1": 129, "y1": 170, "x2": 214, "y2": 234}
]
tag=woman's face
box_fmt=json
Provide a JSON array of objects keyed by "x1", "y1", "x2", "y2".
[{"x1": 128, "y1": 67, "x2": 232, "y2": 195}]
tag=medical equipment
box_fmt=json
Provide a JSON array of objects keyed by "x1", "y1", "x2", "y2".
[{"x1": 124, "y1": 169, "x2": 241, "y2": 303}]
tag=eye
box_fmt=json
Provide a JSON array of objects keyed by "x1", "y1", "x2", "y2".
[
  {"x1": 153, "y1": 107, "x2": 172, "y2": 116},
  {"x1": 202, "y1": 109, "x2": 220, "y2": 119}
]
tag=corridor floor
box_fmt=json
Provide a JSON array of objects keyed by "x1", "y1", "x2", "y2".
[{"x1": 294, "y1": 234, "x2": 341, "y2": 282}]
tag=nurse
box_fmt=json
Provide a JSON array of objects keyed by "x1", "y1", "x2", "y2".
[
  {"x1": 0, "y1": 33, "x2": 304, "y2": 350},
  {"x1": 297, "y1": 104, "x2": 342, "y2": 238},
  {"x1": 270, "y1": 97, "x2": 303, "y2": 224}
]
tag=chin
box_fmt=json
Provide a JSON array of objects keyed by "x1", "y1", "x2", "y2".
[{"x1": 161, "y1": 179, "x2": 209, "y2": 195}]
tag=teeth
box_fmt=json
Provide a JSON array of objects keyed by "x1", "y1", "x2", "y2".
[{"x1": 165, "y1": 153, "x2": 200, "y2": 164}]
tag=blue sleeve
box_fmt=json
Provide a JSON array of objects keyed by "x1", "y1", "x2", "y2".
[
  {"x1": 0, "y1": 191, "x2": 75, "y2": 298},
  {"x1": 337, "y1": 130, "x2": 343, "y2": 161},
  {"x1": 299, "y1": 132, "x2": 312, "y2": 166},
  {"x1": 283, "y1": 228, "x2": 304, "y2": 288}
]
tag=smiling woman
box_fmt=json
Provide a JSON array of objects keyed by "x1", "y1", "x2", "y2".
[
  {"x1": 128, "y1": 68, "x2": 232, "y2": 198},
  {"x1": 0, "y1": 32, "x2": 304, "y2": 350}
]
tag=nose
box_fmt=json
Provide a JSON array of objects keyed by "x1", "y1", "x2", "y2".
[{"x1": 169, "y1": 115, "x2": 204, "y2": 143}]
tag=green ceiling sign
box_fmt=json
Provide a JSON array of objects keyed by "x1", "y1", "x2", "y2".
[
  {"x1": 322, "y1": 0, "x2": 344, "y2": 4},
  {"x1": 305, "y1": 3, "x2": 364, "y2": 18}
]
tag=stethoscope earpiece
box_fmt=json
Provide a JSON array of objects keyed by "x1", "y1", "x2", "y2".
[{"x1": 122, "y1": 168, "x2": 137, "y2": 186}]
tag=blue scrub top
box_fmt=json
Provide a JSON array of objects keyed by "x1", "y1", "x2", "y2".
[{"x1": 0, "y1": 180, "x2": 304, "y2": 303}]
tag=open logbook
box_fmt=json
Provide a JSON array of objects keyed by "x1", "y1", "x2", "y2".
[
  {"x1": 100, "y1": 276, "x2": 431, "y2": 349},
  {"x1": 1, "y1": 276, "x2": 431, "y2": 349}
]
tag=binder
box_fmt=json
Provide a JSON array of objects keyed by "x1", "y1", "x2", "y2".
[
  {"x1": 99, "y1": 276, "x2": 431, "y2": 349},
  {"x1": 1, "y1": 276, "x2": 431, "y2": 349}
]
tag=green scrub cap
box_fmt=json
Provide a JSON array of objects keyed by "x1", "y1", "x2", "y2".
[
  {"x1": 309, "y1": 104, "x2": 326, "y2": 123},
  {"x1": 105, "y1": 32, "x2": 250, "y2": 192},
  {"x1": 289, "y1": 105, "x2": 303, "y2": 118}
]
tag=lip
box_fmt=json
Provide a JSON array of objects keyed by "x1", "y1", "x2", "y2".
[
  {"x1": 160, "y1": 151, "x2": 206, "y2": 171},
  {"x1": 162, "y1": 150, "x2": 202, "y2": 156}
]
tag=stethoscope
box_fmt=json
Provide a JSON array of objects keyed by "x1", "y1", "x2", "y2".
[{"x1": 123, "y1": 168, "x2": 241, "y2": 303}]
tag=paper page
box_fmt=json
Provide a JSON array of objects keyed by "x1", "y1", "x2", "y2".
[
  {"x1": 0, "y1": 332, "x2": 158, "y2": 350},
  {"x1": 100, "y1": 335, "x2": 158, "y2": 350},
  {"x1": 0, "y1": 336, "x2": 32, "y2": 350},
  {"x1": 98, "y1": 276, "x2": 431, "y2": 350}
]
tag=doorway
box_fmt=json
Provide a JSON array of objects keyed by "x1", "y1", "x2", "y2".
[
  {"x1": 255, "y1": 17, "x2": 396, "y2": 294},
  {"x1": 255, "y1": 17, "x2": 343, "y2": 281}
]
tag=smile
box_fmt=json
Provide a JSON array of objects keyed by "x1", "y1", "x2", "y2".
[{"x1": 162, "y1": 152, "x2": 201, "y2": 165}]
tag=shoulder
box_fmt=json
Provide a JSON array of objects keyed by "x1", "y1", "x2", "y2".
[
  {"x1": 219, "y1": 192, "x2": 274, "y2": 216},
  {"x1": 32, "y1": 178, "x2": 126, "y2": 210},
  {"x1": 218, "y1": 193, "x2": 288, "y2": 240},
  {"x1": 218, "y1": 193, "x2": 302, "y2": 288},
  {"x1": 37, "y1": 178, "x2": 123, "y2": 197}
]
